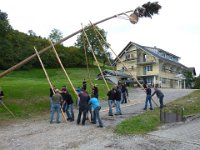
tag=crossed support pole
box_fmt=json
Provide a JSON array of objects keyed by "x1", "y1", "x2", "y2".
[
  {"x1": 34, "y1": 47, "x2": 67, "y2": 123},
  {"x1": 0, "y1": 101, "x2": 15, "y2": 118}
]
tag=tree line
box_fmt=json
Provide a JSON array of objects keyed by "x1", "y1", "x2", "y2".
[{"x1": 0, "y1": 10, "x2": 112, "y2": 70}]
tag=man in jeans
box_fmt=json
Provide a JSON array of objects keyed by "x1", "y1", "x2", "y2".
[
  {"x1": 89, "y1": 94, "x2": 103, "y2": 128},
  {"x1": 107, "y1": 87, "x2": 116, "y2": 116},
  {"x1": 115, "y1": 85, "x2": 122, "y2": 115},
  {"x1": 50, "y1": 89, "x2": 63, "y2": 124},
  {"x1": 77, "y1": 89, "x2": 90, "y2": 125},
  {"x1": 121, "y1": 84, "x2": 128, "y2": 104},
  {"x1": 151, "y1": 84, "x2": 164, "y2": 108},
  {"x1": 143, "y1": 84, "x2": 153, "y2": 110}
]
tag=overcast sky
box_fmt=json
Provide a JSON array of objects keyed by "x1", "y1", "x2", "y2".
[{"x1": 1, "y1": 0, "x2": 200, "y2": 75}]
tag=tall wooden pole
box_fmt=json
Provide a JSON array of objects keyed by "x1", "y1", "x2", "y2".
[
  {"x1": 34, "y1": 47, "x2": 67, "y2": 123},
  {"x1": 81, "y1": 24, "x2": 110, "y2": 91},
  {"x1": 49, "y1": 41, "x2": 79, "y2": 100},
  {"x1": 0, "y1": 10, "x2": 133, "y2": 78}
]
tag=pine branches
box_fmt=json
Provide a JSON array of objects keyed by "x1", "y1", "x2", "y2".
[{"x1": 134, "y1": 1, "x2": 161, "y2": 18}]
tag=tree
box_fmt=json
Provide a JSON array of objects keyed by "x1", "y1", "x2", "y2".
[
  {"x1": 75, "y1": 25, "x2": 110, "y2": 65},
  {"x1": 27, "y1": 30, "x2": 37, "y2": 37},
  {"x1": 0, "y1": 10, "x2": 12, "y2": 35},
  {"x1": 183, "y1": 70, "x2": 194, "y2": 88},
  {"x1": 193, "y1": 75, "x2": 200, "y2": 89},
  {"x1": 48, "y1": 28, "x2": 63, "y2": 43}
]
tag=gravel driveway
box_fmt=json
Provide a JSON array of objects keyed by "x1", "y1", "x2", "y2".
[{"x1": 0, "y1": 88, "x2": 199, "y2": 150}]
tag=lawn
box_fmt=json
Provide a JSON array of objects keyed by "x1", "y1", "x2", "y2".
[
  {"x1": 0, "y1": 68, "x2": 112, "y2": 120},
  {"x1": 115, "y1": 89, "x2": 200, "y2": 135}
]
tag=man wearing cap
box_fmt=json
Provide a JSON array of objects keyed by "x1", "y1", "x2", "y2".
[{"x1": 50, "y1": 89, "x2": 63, "y2": 124}]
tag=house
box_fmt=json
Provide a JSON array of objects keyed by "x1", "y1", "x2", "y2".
[{"x1": 113, "y1": 42, "x2": 196, "y2": 88}]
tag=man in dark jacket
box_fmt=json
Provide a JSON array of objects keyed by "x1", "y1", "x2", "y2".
[
  {"x1": 143, "y1": 84, "x2": 153, "y2": 110},
  {"x1": 107, "y1": 87, "x2": 116, "y2": 116},
  {"x1": 115, "y1": 85, "x2": 122, "y2": 115},
  {"x1": 61, "y1": 88, "x2": 74, "y2": 122},
  {"x1": 151, "y1": 84, "x2": 164, "y2": 108},
  {"x1": 121, "y1": 84, "x2": 128, "y2": 104},
  {"x1": 77, "y1": 89, "x2": 90, "y2": 125}
]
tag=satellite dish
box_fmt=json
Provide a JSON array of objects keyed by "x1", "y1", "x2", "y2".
[{"x1": 129, "y1": 13, "x2": 139, "y2": 24}]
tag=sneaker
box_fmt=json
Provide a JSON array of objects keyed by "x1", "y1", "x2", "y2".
[
  {"x1": 56, "y1": 121, "x2": 60, "y2": 124},
  {"x1": 143, "y1": 108, "x2": 147, "y2": 110},
  {"x1": 109, "y1": 114, "x2": 113, "y2": 116},
  {"x1": 150, "y1": 108, "x2": 153, "y2": 110},
  {"x1": 97, "y1": 125, "x2": 103, "y2": 128},
  {"x1": 91, "y1": 121, "x2": 96, "y2": 124},
  {"x1": 115, "y1": 113, "x2": 120, "y2": 115}
]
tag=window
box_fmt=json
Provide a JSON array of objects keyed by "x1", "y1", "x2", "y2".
[
  {"x1": 143, "y1": 54, "x2": 147, "y2": 62},
  {"x1": 125, "y1": 53, "x2": 134, "y2": 60},
  {"x1": 146, "y1": 65, "x2": 152, "y2": 71}
]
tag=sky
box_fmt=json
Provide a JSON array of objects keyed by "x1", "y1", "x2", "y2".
[{"x1": 1, "y1": 0, "x2": 200, "y2": 75}]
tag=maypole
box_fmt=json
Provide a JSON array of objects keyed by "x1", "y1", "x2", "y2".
[{"x1": 0, "y1": 2, "x2": 161, "y2": 78}]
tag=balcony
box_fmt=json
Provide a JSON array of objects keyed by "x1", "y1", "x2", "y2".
[{"x1": 137, "y1": 60, "x2": 156, "y2": 65}]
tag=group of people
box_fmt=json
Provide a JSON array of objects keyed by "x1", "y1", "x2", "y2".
[
  {"x1": 49, "y1": 81, "x2": 103, "y2": 128},
  {"x1": 107, "y1": 83, "x2": 128, "y2": 116},
  {"x1": 47, "y1": 77, "x2": 165, "y2": 127}
]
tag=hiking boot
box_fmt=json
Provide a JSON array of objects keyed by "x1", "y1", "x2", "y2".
[
  {"x1": 143, "y1": 108, "x2": 147, "y2": 110},
  {"x1": 97, "y1": 125, "x2": 103, "y2": 128},
  {"x1": 150, "y1": 108, "x2": 153, "y2": 110}
]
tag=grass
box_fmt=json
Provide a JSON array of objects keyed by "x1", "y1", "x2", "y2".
[
  {"x1": 0, "y1": 67, "x2": 113, "y2": 120},
  {"x1": 115, "y1": 89, "x2": 200, "y2": 135}
]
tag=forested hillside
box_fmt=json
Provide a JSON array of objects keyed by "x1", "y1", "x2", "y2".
[{"x1": 0, "y1": 10, "x2": 112, "y2": 70}]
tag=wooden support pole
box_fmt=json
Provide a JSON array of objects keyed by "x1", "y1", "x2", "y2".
[
  {"x1": 49, "y1": 41, "x2": 79, "y2": 100},
  {"x1": 0, "y1": 101, "x2": 16, "y2": 118},
  {"x1": 82, "y1": 37, "x2": 93, "y2": 88},
  {"x1": 34, "y1": 47, "x2": 67, "y2": 123},
  {"x1": 92, "y1": 25, "x2": 159, "y2": 107},
  {"x1": 89, "y1": 21, "x2": 119, "y2": 80},
  {"x1": 81, "y1": 24, "x2": 110, "y2": 92}
]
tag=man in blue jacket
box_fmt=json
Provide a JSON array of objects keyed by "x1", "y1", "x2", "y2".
[{"x1": 89, "y1": 95, "x2": 103, "y2": 128}]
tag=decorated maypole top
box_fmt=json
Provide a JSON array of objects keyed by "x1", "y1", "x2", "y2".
[{"x1": 129, "y1": 1, "x2": 161, "y2": 24}]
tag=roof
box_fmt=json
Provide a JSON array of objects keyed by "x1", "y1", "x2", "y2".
[{"x1": 114, "y1": 41, "x2": 188, "y2": 69}]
